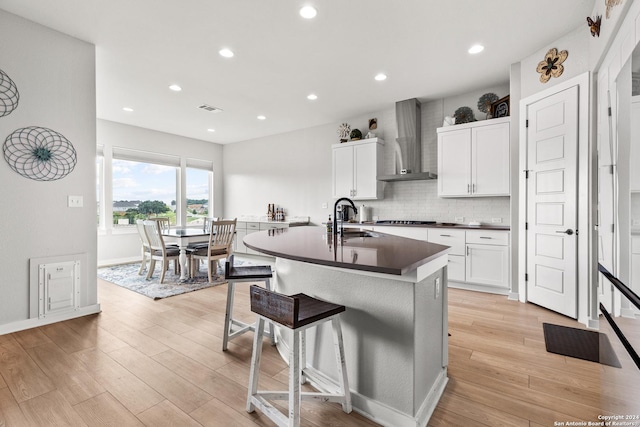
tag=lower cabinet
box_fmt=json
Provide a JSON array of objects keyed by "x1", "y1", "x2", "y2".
[
  {"x1": 235, "y1": 221, "x2": 288, "y2": 256},
  {"x1": 342, "y1": 224, "x2": 511, "y2": 293},
  {"x1": 465, "y1": 243, "x2": 509, "y2": 288}
]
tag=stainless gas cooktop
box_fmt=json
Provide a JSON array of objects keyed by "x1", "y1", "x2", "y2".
[{"x1": 374, "y1": 220, "x2": 436, "y2": 225}]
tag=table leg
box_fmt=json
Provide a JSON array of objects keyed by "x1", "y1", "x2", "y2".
[{"x1": 179, "y1": 245, "x2": 189, "y2": 280}]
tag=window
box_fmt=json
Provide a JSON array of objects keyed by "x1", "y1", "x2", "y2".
[
  {"x1": 186, "y1": 167, "x2": 212, "y2": 226},
  {"x1": 112, "y1": 158, "x2": 177, "y2": 227}
]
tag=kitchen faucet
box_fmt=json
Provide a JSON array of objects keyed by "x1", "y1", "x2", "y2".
[{"x1": 333, "y1": 197, "x2": 358, "y2": 238}]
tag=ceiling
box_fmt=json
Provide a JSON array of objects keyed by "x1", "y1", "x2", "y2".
[{"x1": 0, "y1": 0, "x2": 594, "y2": 144}]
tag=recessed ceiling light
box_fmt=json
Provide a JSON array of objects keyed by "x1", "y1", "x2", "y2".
[
  {"x1": 307, "y1": 94, "x2": 318, "y2": 100},
  {"x1": 122, "y1": 107, "x2": 133, "y2": 112},
  {"x1": 257, "y1": 115, "x2": 266, "y2": 120},
  {"x1": 219, "y1": 48, "x2": 234, "y2": 58},
  {"x1": 169, "y1": 84, "x2": 182, "y2": 92},
  {"x1": 207, "y1": 128, "x2": 215, "y2": 132},
  {"x1": 299, "y1": 6, "x2": 317, "y2": 19},
  {"x1": 468, "y1": 44, "x2": 484, "y2": 54},
  {"x1": 374, "y1": 73, "x2": 387, "y2": 81}
]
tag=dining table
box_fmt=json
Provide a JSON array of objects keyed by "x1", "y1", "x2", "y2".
[{"x1": 161, "y1": 227, "x2": 210, "y2": 280}]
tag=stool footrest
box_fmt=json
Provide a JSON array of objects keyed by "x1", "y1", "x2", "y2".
[
  {"x1": 301, "y1": 366, "x2": 343, "y2": 396},
  {"x1": 255, "y1": 390, "x2": 349, "y2": 404}
]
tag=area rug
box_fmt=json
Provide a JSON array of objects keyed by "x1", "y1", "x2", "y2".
[
  {"x1": 97, "y1": 261, "x2": 228, "y2": 299},
  {"x1": 542, "y1": 323, "x2": 621, "y2": 368}
]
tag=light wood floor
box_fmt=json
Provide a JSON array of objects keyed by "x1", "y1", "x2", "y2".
[{"x1": 0, "y1": 279, "x2": 638, "y2": 426}]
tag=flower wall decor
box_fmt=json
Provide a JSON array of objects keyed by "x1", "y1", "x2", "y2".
[
  {"x1": 536, "y1": 48, "x2": 569, "y2": 84},
  {"x1": 0, "y1": 68, "x2": 20, "y2": 117},
  {"x1": 605, "y1": 0, "x2": 623, "y2": 19},
  {"x1": 3, "y1": 126, "x2": 77, "y2": 181}
]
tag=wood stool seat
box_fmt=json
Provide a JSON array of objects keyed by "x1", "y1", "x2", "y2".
[
  {"x1": 246, "y1": 285, "x2": 351, "y2": 427},
  {"x1": 222, "y1": 255, "x2": 275, "y2": 351}
]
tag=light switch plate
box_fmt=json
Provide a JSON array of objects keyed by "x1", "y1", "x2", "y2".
[
  {"x1": 492, "y1": 218, "x2": 502, "y2": 223},
  {"x1": 68, "y1": 195, "x2": 83, "y2": 208}
]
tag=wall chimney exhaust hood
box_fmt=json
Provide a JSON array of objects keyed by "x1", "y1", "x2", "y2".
[{"x1": 377, "y1": 98, "x2": 437, "y2": 182}]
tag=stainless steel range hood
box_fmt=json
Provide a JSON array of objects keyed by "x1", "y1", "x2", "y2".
[{"x1": 377, "y1": 98, "x2": 437, "y2": 182}]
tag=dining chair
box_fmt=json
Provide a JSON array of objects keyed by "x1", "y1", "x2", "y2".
[
  {"x1": 189, "y1": 219, "x2": 236, "y2": 283},
  {"x1": 136, "y1": 219, "x2": 151, "y2": 275},
  {"x1": 143, "y1": 219, "x2": 183, "y2": 283}
]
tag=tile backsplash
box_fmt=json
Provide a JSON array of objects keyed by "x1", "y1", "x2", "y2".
[{"x1": 359, "y1": 180, "x2": 510, "y2": 225}]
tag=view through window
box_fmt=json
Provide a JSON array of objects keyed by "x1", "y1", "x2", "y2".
[
  {"x1": 112, "y1": 158, "x2": 177, "y2": 227},
  {"x1": 186, "y1": 167, "x2": 211, "y2": 227}
]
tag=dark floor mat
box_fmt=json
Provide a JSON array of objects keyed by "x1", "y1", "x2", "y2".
[{"x1": 542, "y1": 323, "x2": 621, "y2": 368}]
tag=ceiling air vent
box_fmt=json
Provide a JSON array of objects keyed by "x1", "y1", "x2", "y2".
[{"x1": 198, "y1": 104, "x2": 223, "y2": 113}]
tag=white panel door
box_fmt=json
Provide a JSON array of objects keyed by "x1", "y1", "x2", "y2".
[
  {"x1": 526, "y1": 85, "x2": 578, "y2": 318},
  {"x1": 438, "y1": 128, "x2": 471, "y2": 196},
  {"x1": 472, "y1": 122, "x2": 510, "y2": 196},
  {"x1": 332, "y1": 145, "x2": 354, "y2": 198},
  {"x1": 353, "y1": 142, "x2": 377, "y2": 199}
]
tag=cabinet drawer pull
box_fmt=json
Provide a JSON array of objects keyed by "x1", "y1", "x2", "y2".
[
  {"x1": 440, "y1": 234, "x2": 452, "y2": 237},
  {"x1": 479, "y1": 236, "x2": 492, "y2": 239},
  {"x1": 467, "y1": 184, "x2": 470, "y2": 193}
]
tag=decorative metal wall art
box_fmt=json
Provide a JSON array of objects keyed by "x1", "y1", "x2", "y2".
[
  {"x1": 3, "y1": 126, "x2": 77, "y2": 181},
  {"x1": 536, "y1": 48, "x2": 569, "y2": 84},
  {"x1": 453, "y1": 106, "x2": 476, "y2": 124},
  {"x1": 587, "y1": 15, "x2": 602, "y2": 37},
  {"x1": 0, "y1": 68, "x2": 20, "y2": 117},
  {"x1": 337, "y1": 123, "x2": 351, "y2": 143},
  {"x1": 477, "y1": 93, "x2": 498, "y2": 118},
  {"x1": 605, "y1": 0, "x2": 622, "y2": 19}
]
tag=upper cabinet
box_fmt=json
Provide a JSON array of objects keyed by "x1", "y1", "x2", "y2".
[
  {"x1": 332, "y1": 138, "x2": 384, "y2": 200},
  {"x1": 437, "y1": 117, "x2": 510, "y2": 197}
]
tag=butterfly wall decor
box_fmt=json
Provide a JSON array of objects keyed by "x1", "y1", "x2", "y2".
[{"x1": 587, "y1": 15, "x2": 601, "y2": 37}]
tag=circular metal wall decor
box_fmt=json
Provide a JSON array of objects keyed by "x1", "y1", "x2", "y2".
[
  {"x1": 0, "y1": 68, "x2": 20, "y2": 117},
  {"x1": 3, "y1": 126, "x2": 77, "y2": 181}
]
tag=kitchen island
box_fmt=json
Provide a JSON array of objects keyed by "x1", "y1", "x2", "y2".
[{"x1": 243, "y1": 226, "x2": 450, "y2": 427}]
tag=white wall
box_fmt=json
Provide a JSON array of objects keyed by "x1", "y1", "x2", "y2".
[
  {"x1": 223, "y1": 83, "x2": 511, "y2": 226},
  {"x1": 0, "y1": 10, "x2": 98, "y2": 328},
  {"x1": 97, "y1": 119, "x2": 224, "y2": 265}
]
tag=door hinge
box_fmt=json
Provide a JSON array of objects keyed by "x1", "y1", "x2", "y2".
[
  {"x1": 525, "y1": 222, "x2": 528, "y2": 230},
  {"x1": 610, "y1": 164, "x2": 614, "y2": 174},
  {"x1": 524, "y1": 170, "x2": 530, "y2": 179},
  {"x1": 525, "y1": 273, "x2": 529, "y2": 282},
  {"x1": 526, "y1": 119, "x2": 529, "y2": 128},
  {"x1": 612, "y1": 223, "x2": 615, "y2": 233},
  {"x1": 608, "y1": 106, "x2": 612, "y2": 117}
]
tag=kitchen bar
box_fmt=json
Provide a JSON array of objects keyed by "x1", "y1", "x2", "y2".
[{"x1": 243, "y1": 226, "x2": 450, "y2": 427}]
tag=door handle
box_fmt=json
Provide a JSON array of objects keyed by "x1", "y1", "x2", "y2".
[{"x1": 556, "y1": 229, "x2": 574, "y2": 235}]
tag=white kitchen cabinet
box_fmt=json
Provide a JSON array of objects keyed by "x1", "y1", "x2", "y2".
[
  {"x1": 427, "y1": 229, "x2": 466, "y2": 282},
  {"x1": 437, "y1": 117, "x2": 510, "y2": 197},
  {"x1": 465, "y1": 230, "x2": 509, "y2": 289},
  {"x1": 332, "y1": 138, "x2": 384, "y2": 200}
]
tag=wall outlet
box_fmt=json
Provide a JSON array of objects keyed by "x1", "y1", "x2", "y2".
[
  {"x1": 68, "y1": 195, "x2": 83, "y2": 208},
  {"x1": 322, "y1": 202, "x2": 328, "y2": 209},
  {"x1": 455, "y1": 216, "x2": 464, "y2": 222},
  {"x1": 434, "y1": 277, "x2": 440, "y2": 299},
  {"x1": 491, "y1": 218, "x2": 502, "y2": 223}
]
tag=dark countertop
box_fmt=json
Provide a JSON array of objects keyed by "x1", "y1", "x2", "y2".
[
  {"x1": 350, "y1": 222, "x2": 510, "y2": 231},
  {"x1": 243, "y1": 226, "x2": 450, "y2": 276}
]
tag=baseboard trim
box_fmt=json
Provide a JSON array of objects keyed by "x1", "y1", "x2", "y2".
[
  {"x1": 0, "y1": 304, "x2": 101, "y2": 335},
  {"x1": 448, "y1": 280, "x2": 510, "y2": 295},
  {"x1": 98, "y1": 257, "x2": 139, "y2": 268}
]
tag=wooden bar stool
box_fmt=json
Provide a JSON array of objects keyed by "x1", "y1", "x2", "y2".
[
  {"x1": 222, "y1": 255, "x2": 275, "y2": 351},
  {"x1": 246, "y1": 285, "x2": 352, "y2": 427}
]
